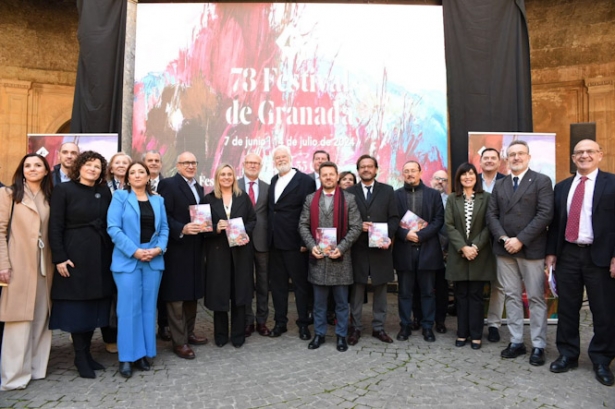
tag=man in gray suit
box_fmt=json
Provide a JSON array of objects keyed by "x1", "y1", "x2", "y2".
[
  {"x1": 299, "y1": 161, "x2": 362, "y2": 352},
  {"x1": 486, "y1": 140, "x2": 553, "y2": 366},
  {"x1": 238, "y1": 153, "x2": 271, "y2": 337},
  {"x1": 346, "y1": 155, "x2": 399, "y2": 345}
]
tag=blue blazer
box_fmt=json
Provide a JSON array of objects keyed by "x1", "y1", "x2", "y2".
[{"x1": 107, "y1": 190, "x2": 169, "y2": 273}]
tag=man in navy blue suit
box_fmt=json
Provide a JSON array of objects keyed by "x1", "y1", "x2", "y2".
[
  {"x1": 393, "y1": 160, "x2": 444, "y2": 343},
  {"x1": 546, "y1": 139, "x2": 615, "y2": 387},
  {"x1": 267, "y1": 146, "x2": 316, "y2": 339}
]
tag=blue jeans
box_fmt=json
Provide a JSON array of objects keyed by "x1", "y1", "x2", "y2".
[
  {"x1": 398, "y1": 269, "x2": 436, "y2": 329},
  {"x1": 313, "y1": 284, "x2": 349, "y2": 337}
]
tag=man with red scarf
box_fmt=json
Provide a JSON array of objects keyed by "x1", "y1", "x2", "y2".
[{"x1": 299, "y1": 162, "x2": 362, "y2": 352}]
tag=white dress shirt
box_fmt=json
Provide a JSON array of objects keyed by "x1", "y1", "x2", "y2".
[
  {"x1": 566, "y1": 168, "x2": 597, "y2": 244},
  {"x1": 274, "y1": 169, "x2": 297, "y2": 203}
]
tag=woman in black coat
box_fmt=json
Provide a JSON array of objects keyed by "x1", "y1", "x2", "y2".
[
  {"x1": 49, "y1": 151, "x2": 114, "y2": 379},
  {"x1": 204, "y1": 164, "x2": 256, "y2": 348}
]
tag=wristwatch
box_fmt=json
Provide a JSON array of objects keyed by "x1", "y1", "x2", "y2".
[{"x1": 498, "y1": 237, "x2": 509, "y2": 245}]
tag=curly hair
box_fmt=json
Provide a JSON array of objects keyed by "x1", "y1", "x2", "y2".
[{"x1": 69, "y1": 151, "x2": 108, "y2": 186}]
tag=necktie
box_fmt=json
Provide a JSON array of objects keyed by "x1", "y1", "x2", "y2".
[
  {"x1": 151, "y1": 179, "x2": 158, "y2": 192},
  {"x1": 248, "y1": 181, "x2": 256, "y2": 206},
  {"x1": 565, "y1": 176, "x2": 588, "y2": 242},
  {"x1": 512, "y1": 176, "x2": 519, "y2": 192},
  {"x1": 366, "y1": 186, "x2": 372, "y2": 202}
]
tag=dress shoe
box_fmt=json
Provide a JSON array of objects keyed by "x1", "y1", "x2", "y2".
[
  {"x1": 299, "y1": 326, "x2": 311, "y2": 341},
  {"x1": 119, "y1": 361, "x2": 132, "y2": 378},
  {"x1": 549, "y1": 355, "x2": 579, "y2": 373},
  {"x1": 411, "y1": 318, "x2": 421, "y2": 331},
  {"x1": 396, "y1": 326, "x2": 412, "y2": 341},
  {"x1": 455, "y1": 338, "x2": 467, "y2": 347},
  {"x1": 435, "y1": 322, "x2": 447, "y2": 334},
  {"x1": 422, "y1": 328, "x2": 436, "y2": 342},
  {"x1": 372, "y1": 330, "x2": 394, "y2": 344},
  {"x1": 232, "y1": 341, "x2": 244, "y2": 348},
  {"x1": 245, "y1": 324, "x2": 255, "y2": 338},
  {"x1": 529, "y1": 347, "x2": 546, "y2": 366},
  {"x1": 501, "y1": 343, "x2": 527, "y2": 359},
  {"x1": 593, "y1": 364, "x2": 615, "y2": 386},
  {"x1": 347, "y1": 328, "x2": 361, "y2": 346},
  {"x1": 133, "y1": 357, "x2": 150, "y2": 371},
  {"x1": 308, "y1": 335, "x2": 325, "y2": 349},
  {"x1": 215, "y1": 339, "x2": 228, "y2": 347},
  {"x1": 471, "y1": 341, "x2": 482, "y2": 350},
  {"x1": 487, "y1": 327, "x2": 500, "y2": 343},
  {"x1": 158, "y1": 326, "x2": 171, "y2": 341},
  {"x1": 173, "y1": 344, "x2": 195, "y2": 360},
  {"x1": 256, "y1": 323, "x2": 271, "y2": 336},
  {"x1": 269, "y1": 324, "x2": 288, "y2": 337},
  {"x1": 336, "y1": 336, "x2": 348, "y2": 352},
  {"x1": 105, "y1": 343, "x2": 118, "y2": 354},
  {"x1": 188, "y1": 333, "x2": 208, "y2": 345}
]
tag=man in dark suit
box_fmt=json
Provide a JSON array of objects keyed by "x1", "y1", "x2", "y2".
[
  {"x1": 238, "y1": 153, "x2": 271, "y2": 337},
  {"x1": 268, "y1": 145, "x2": 316, "y2": 339},
  {"x1": 51, "y1": 141, "x2": 79, "y2": 186},
  {"x1": 478, "y1": 147, "x2": 506, "y2": 343},
  {"x1": 347, "y1": 155, "x2": 399, "y2": 345},
  {"x1": 157, "y1": 151, "x2": 208, "y2": 359},
  {"x1": 308, "y1": 150, "x2": 329, "y2": 190},
  {"x1": 546, "y1": 139, "x2": 615, "y2": 387},
  {"x1": 486, "y1": 140, "x2": 553, "y2": 366},
  {"x1": 393, "y1": 160, "x2": 444, "y2": 342}
]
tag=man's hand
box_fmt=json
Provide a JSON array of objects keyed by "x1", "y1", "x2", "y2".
[
  {"x1": 329, "y1": 248, "x2": 342, "y2": 259},
  {"x1": 362, "y1": 221, "x2": 372, "y2": 232},
  {"x1": 504, "y1": 237, "x2": 523, "y2": 254},
  {"x1": 545, "y1": 255, "x2": 557, "y2": 272},
  {"x1": 311, "y1": 246, "x2": 324, "y2": 259}
]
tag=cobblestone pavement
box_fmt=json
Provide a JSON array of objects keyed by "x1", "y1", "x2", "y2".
[{"x1": 0, "y1": 294, "x2": 612, "y2": 409}]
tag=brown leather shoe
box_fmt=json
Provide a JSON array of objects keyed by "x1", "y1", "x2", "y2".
[
  {"x1": 188, "y1": 333, "x2": 208, "y2": 345},
  {"x1": 256, "y1": 323, "x2": 271, "y2": 336},
  {"x1": 347, "y1": 328, "x2": 361, "y2": 346},
  {"x1": 372, "y1": 329, "x2": 393, "y2": 343},
  {"x1": 245, "y1": 324, "x2": 255, "y2": 337},
  {"x1": 173, "y1": 344, "x2": 195, "y2": 360}
]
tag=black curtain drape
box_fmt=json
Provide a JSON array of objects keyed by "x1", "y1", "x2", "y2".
[
  {"x1": 70, "y1": 0, "x2": 126, "y2": 140},
  {"x1": 443, "y1": 0, "x2": 533, "y2": 173}
]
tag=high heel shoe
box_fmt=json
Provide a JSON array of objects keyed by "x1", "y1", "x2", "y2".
[
  {"x1": 119, "y1": 361, "x2": 132, "y2": 378},
  {"x1": 133, "y1": 357, "x2": 151, "y2": 371}
]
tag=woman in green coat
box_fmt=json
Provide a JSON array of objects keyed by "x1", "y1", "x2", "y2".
[{"x1": 445, "y1": 162, "x2": 496, "y2": 349}]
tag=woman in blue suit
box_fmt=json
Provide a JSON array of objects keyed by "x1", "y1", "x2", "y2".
[{"x1": 107, "y1": 161, "x2": 169, "y2": 378}]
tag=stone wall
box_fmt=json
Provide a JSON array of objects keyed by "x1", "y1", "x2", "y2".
[{"x1": 527, "y1": 0, "x2": 615, "y2": 180}]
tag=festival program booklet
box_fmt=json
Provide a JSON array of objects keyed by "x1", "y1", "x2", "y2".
[
  {"x1": 226, "y1": 217, "x2": 250, "y2": 247},
  {"x1": 399, "y1": 210, "x2": 428, "y2": 232},
  {"x1": 316, "y1": 227, "x2": 337, "y2": 257},
  {"x1": 368, "y1": 223, "x2": 391, "y2": 248},
  {"x1": 189, "y1": 204, "x2": 213, "y2": 232}
]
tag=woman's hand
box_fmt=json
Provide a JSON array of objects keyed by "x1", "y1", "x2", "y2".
[
  {"x1": 216, "y1": 220, "x2": 228, "y2": 234},
  {"x1": 460, "y1": 246, "x2": 478, "y2": 261},
  {"x1": 0, "y1": 269, "x2": 11, "y2": 284},
  {"x1": 56, "y1": 260, "x2": 74, "y2": 277}
]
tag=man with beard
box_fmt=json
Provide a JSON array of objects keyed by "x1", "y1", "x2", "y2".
[
  {"x1": 51, "y1": 142, "x2": 79, "y2": 185},
  {"x1": 486, "y1": 140, "x2": 553, "y2": 366},
  {"x1": 346, "y1": 155, "x2": 399, "y2": 345},
  {"x1": 393, "y1": 161, "x2": 444, "y2": 342},
  {"x1": 268, "y1": 146, "x2": 316, "y2": 339}
]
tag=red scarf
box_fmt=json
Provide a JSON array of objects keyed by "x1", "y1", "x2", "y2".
[{"x1": 310, "y1": 186, "x2": 348, "y2": 248}]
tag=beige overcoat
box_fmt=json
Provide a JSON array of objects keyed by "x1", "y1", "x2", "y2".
[{"x1": 0, "y1": 187, "x2": 53, "y2": 322}]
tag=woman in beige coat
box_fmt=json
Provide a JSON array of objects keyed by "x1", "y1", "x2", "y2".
[{"x1": 0, "y1": 153, "x2": 54, "y2": 391}]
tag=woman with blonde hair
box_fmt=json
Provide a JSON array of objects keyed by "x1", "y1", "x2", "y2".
[
  {"x1": 0, "y1": 153, "x2": 54, "y2": 390},
  {"x1": 107, "y1": 152, "x2": 132, "y2": 193},
  {"x1": 203, "y1": 164, "x2": 256, "y2": 348}
]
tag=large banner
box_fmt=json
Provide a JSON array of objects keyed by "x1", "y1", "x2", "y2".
[{"x1": 133, "y1": 3, "x2": 447, "y2": 189}]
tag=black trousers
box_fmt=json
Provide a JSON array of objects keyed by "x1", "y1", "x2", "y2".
[
  {"x1": 413, "y1": 267, "x2": 448, "y2": 325},
  {"x1": 269, "y1": 248, "x2": 311, "y2": 327},
  {"x1": 556, "y1": 243, "x2": 615, "y2": 365},
  {"x1": 454, "y1": 280, "x2": 487, "y2": 340}
]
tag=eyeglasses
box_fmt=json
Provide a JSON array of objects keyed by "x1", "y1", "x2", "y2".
[
  {"x1": 572, "y1": 149, "x2": 600, "y2": 157},
  {"x1": 433, "y1": 176, "x2": 448, "y2": 182},
  {"x1": 178, "y1": 161, "x2": 198, "y2": 167},
  {"x1": 507, "y1": 152, "x2": 528, "y2": 159},
  {"x1": 244, "y1": 161, "x2": 261, "y2": 166}
]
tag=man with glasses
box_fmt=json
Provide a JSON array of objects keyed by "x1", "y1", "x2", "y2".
[
  {"x1": 238, "y1": 153, "x2": 271, "y2": 337},
  {"x1": 393, "y1": 161, "x2": 445, "y2": 342},
  {"x1": 546, "y1": 139, "x2": 615, "y2": 386},
  {"x1": 486, "y1": 140, "x2": 553, "y2": 366},
  {"x1": 157, "y1": 152, "x2": 208, "y2": 359}
]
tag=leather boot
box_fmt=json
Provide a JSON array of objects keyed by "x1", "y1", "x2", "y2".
[
  {"x1": 84, "y1": 330, "x2": 105, "y2": 370},
  {"x1": 72, "y1": 332, "x2": 95, "y2": 379}
]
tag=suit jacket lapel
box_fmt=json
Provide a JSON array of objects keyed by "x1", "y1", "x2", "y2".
[
  {"x1": 504, "y1": 170, "x2": 533, "y2": 212},
  {"x1": 592, "y1": 170, "x2": 606, "y2": 215},
  {"x1": 454, "y1": 195, "x2": 468, "y2": 236},
  {"x1": 470, "y1": 192, "x2": 485, "y2": 232},
  {"x1": 127, "y1": 191, "x2": 140, "y2": 215},
  {"x1": 276, "y1": 172, "x2": 299, "y2": 203}
]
